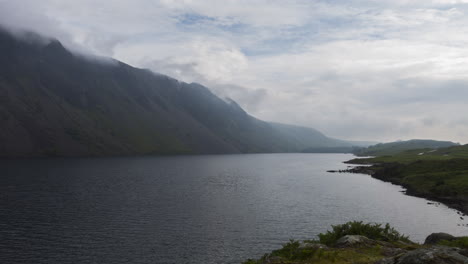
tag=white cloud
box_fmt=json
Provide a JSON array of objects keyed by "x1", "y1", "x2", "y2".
[
  {"x1": 2, "y1": 0, "x2": 468, "y2": 143},
  {"x1": 114, "y1": 37, "x2": 248, "y2": 83}
]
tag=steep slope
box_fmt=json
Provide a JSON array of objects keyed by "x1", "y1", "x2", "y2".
[
  {"x1": 271, "y1": 122, "x2": 341, "y2": 147},
  {"x1": 0, "y1": 28, "x2": 353, "y2": 157}
]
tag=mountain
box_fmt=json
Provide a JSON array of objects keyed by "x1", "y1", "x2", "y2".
[
  {"x1": 354, "y1": 139, "x2": 459, "y2": 157},
  {"x1": 0, "y1": 28, "x2": 360, "y2": 157}
]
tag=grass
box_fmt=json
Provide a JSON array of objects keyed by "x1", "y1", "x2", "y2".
[
  {"x1": 318, "y1": 221, "x2": 410, "y2": 246},
  {"x1": 349, "y1": 144, "x2": 468, "y2": 165},
  {"x1": 438, "y1": 237, "x2": 468, "y2": 248},
  {"x1": 243, "y1": 246, "x2": 384, "y2": 264},
  {"x1": 350, "y1": 158, "x2": 468, "y2": 199},
  {"x1": 353, "y1": 140, "x2": 458, "y2": 157},
  {"x1": 243, "y1": 222, "x2": 412, "y2": 264},
  {"x1": 347, "y1": 144, "x2": 468, "y2": 202}
]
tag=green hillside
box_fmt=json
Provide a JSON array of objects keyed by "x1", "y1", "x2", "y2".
[
  {"x1": 244, "y1": 221, "x2": 468, "y2": 264},
  {"x1": 347, "y1": 144, "x2": 468, "y2": 213},
  {"x1": 353, "y1": 139, "x2": 459, "y2": 157}
]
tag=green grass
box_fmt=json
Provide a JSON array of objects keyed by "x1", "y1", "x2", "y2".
[
  {"x1": 243, "y1": 240, "x2": 389, "y2": 264},
  {"x1": 402, "y1": 170, "x2": 468, "y2": 197},
  {"x1": 438, "y1": 237, "x2": 468, "y2": 248},
  {"x1": 350, "y1": 158, "x2": 468, "y2": 198},
  {"x1": 354, "y1": 140, "x2": 458, "y2": 157},
  {"x1": 243, "y1": 222, "x2": 412, "y2": 264},
  {"x1": 347, "y1": 144, "x2": 468, "y2": 206},
  {"x1": 350, "y1": 144, "x2": 468, "y2": 164},
  {"x1": 318, "y1": 221, "x2": 410, "y2": 246}
]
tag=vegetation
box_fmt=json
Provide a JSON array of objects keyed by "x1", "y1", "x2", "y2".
[
  {"x1": 318, "y1": 221, "x2": 409, "y2": 246},
  {"x1": 347, "y1": 144, "x2": 468, "y2": 214},
  {"x1": 438, "y1": 237, "x2": 468, "y2": 248},
  {"x1": 353, "y1": 139, "x2": 458, "y2": 157},
  {"x1": 245, "y1": 142, "x2": 468, "y2": 264},
  {"x1": 349, "y1": 144, "x2": 468, "y2": 164},
  {"x1": 243, "y1": 222, "x2": 414, "y2": 264},
  {"x1": 243, "y1": 242, "x2": 384, "y2": 264}
]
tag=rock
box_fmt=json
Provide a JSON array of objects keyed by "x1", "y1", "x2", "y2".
[
  {"x1": 375, "y1": 257, "x2": 397, "y2": 264},
  {"x1": 335, "y1": 235, "x2": 376, "y2": 248},
  {"x1": 298, "y1": 242, "x2": 328, "y2": 250},
  {"x1": 424, "y1": 233, "x2": 456, "y2": 245},
  {"x1": 396, "y1": 247, "x2": 468, "y2": 264},
  {"x1": 380, "y1": 247, "x2": 407, "y2": 257},
  {"x1": 460, "y1": 249, "x2": 468, "y2": 258},
  {"x1": 376, "y1": 246, "x2": 468, "y2": 264}
]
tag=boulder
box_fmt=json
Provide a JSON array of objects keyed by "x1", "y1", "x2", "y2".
[
  {"x1": 377, "y1": 246, "x2": 468, "y2": 264},
  {"x1": 335, "y1": 235, "x2": 376, "y2": 247},
  {"x1": 380, "y1": 247, "x2": 407, "y2": 257},
  {"x1": 397, "y1": 247, "x2": 468, "y2": 264},
  {"x1": 375, "y1": 257, "x2": 397, "y2": 264},
  {"x1": 424, "y1": 233, "x2": 456, "y2": 245}
]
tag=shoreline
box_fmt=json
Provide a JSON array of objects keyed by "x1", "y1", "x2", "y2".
[{"x1": 330, "y1": 160, "x2": 468, "y2": 216}]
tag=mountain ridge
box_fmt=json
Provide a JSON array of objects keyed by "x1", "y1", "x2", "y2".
[{"x1": 0, "y1": 27, "x2": 367, "y2": 157}]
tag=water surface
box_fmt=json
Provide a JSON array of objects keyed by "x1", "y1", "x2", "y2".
[{"x1": 0, "y1": 154, "x2": 466, "y2": 264}]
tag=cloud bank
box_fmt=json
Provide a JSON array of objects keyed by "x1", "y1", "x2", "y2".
[{"x1": 1, "y1": 0, "x2": 468, "y2": 143}]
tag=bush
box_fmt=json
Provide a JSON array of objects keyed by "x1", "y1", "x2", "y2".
[
  {"x1": 318, "y1": 221, "x2": 410, "y2": 246},
  {"x1": 438, "y1": 237, "x2": 468, "y2": 248},
  {"x1": 242, "y1": 240, "x2": 320, "y2": 264},
  {"x1": 270, "y1": 240, "x2": 319, "y2": 260}
]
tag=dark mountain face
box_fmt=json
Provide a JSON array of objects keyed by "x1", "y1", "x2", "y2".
[{"x1": 0, "y1": 28, "x2": 354, "y2": 157}]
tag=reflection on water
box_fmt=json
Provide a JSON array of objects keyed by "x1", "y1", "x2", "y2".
[{"x1": 0, "y1": 154, "x2": 466, "y2": 264}]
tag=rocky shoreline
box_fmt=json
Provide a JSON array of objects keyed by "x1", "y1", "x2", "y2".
[
  {"x1": 328, "y1": 162, "x2": 468, "y2": 216},
  {"x1": 244, "y1": 230, "x2": 468, "y2": 264}
]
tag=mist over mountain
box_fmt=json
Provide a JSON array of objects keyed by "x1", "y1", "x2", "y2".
[{"x1": 0, "y1": 28, "x2": 364, "y2": 157}]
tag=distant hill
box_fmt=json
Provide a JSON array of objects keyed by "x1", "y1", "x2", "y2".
[
  {"x1": 354, "y1": 139, "x2": 459, "y2": 157},
  {"x1": 302, "y1": 146, "x2": 360, "y2": 154},
  {"x1": 0, "y1": 28, "x2": 360, "y2": 157},
  {"x1": 301, "y1": 139, "x2": 378, "y2": 154}
]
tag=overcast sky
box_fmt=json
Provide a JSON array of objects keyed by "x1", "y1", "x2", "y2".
[{"x1": 1, "y1": 0, "x2": 468, "y2": 143}]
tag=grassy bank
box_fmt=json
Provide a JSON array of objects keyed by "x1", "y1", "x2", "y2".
[
  {"x1": 346, "y1": 144, "x2": 468, "y2": 214},
  {"x1": 243, "y1": 221, "x2": 414, "y2": 264},
  {"x1": 243, "y1": 221, "x2": 467, "y2": 264}
]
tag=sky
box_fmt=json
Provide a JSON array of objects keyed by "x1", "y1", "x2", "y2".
[{"x1": 1, "y1": 0, "x2": 468, "y2": 143}]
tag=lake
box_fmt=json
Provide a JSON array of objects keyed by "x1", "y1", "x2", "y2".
[{"x1": 0, "y1": 153, "x2": 467, "y2": 264}]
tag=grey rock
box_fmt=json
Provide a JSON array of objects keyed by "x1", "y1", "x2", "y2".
[
  {"x1": 335, "y1": 235, "x2": 376, "y2": 247},
  {"x1": 460, "y1": 249, "x2": 468, "y2": 258},
  {"x1": 375, "y1": 257, "x2": 397, "y2": 264},
  {"x1": 298, "y1": 242, "x2": 328, "y2": 250},
  {"x1": 397, "y1": 246, "x2": 468, "y2": 264},
  {"x1": 424, "y1": 233, "x2": 456, "y2": 245},
  {"x1": 380, "y1": 247, "x2": 407, "y2": 257}
]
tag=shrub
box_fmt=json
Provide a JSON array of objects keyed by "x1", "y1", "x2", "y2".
[
  {"x1": 242, "y1": 240, "x2": 319, "y2": 264},
  {"x1": 318, "y1": 221, "x2": 410, "y2": 246},
  {"x1": 438, "y1": 237, "x2": 468, "y2": 248},
  {"x1": 269, "y1": 240, "x2": 319, "y2": 260}
]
